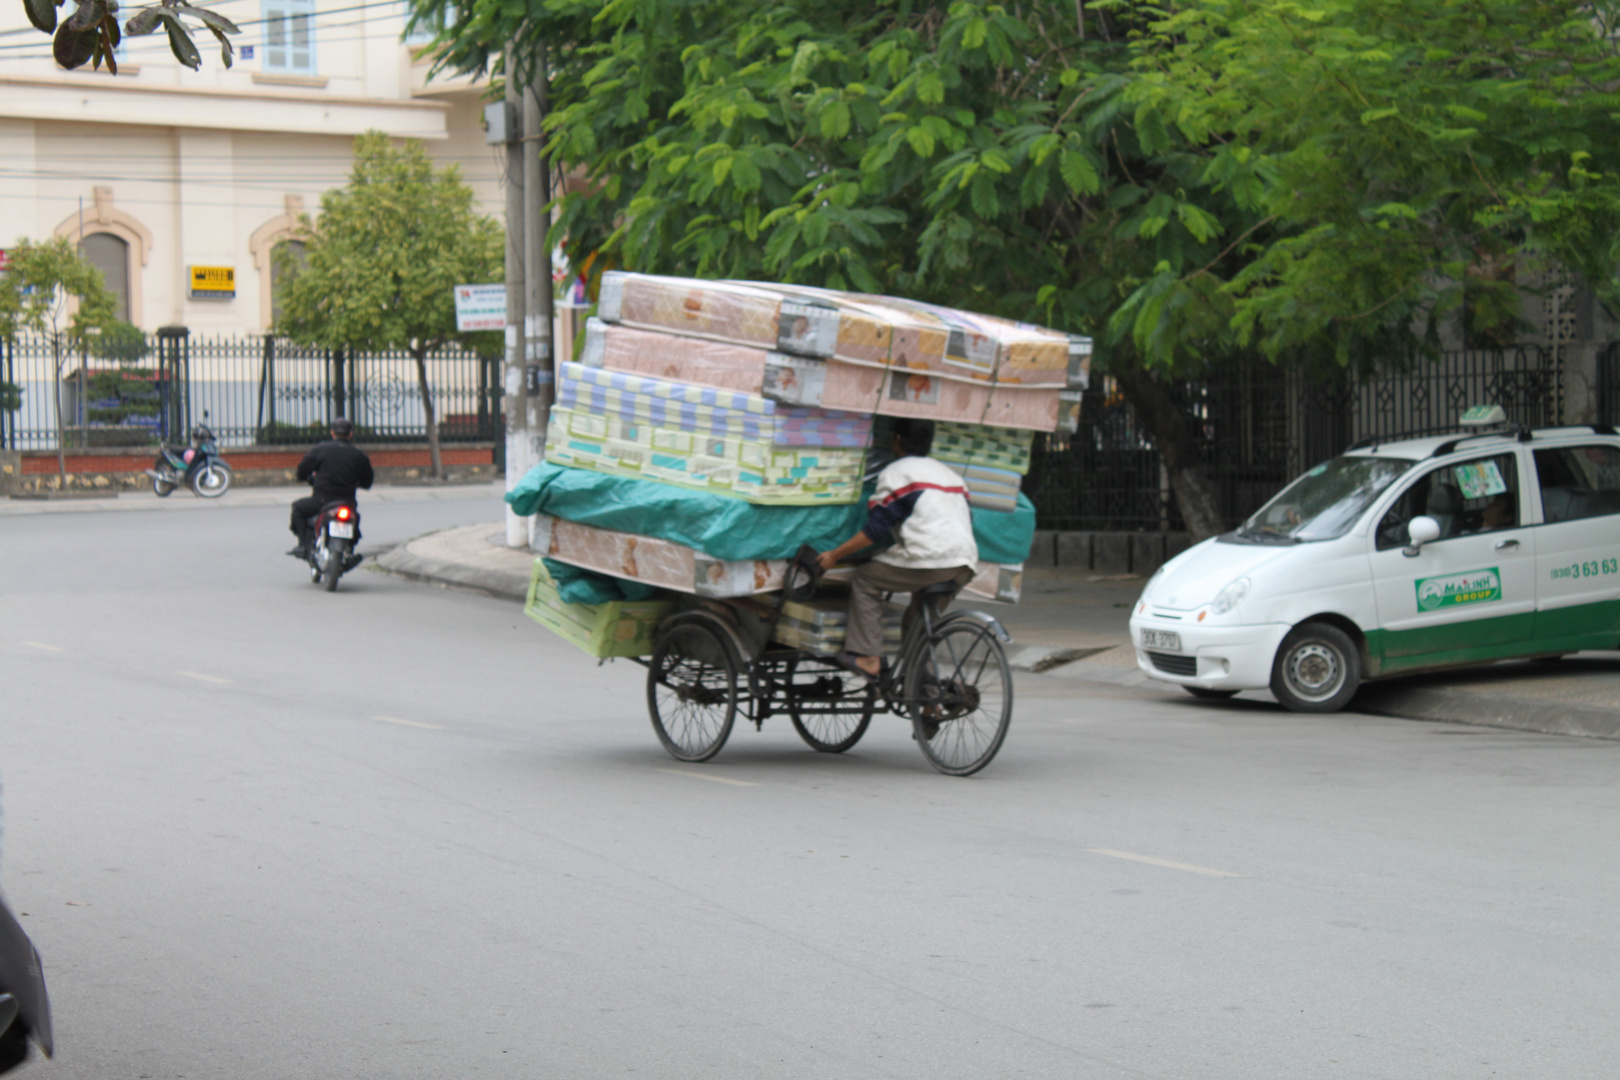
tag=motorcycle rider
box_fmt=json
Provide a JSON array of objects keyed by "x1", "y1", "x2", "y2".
[{"x1": 287, "y1": 418, "x2": 374, "y2": 558}]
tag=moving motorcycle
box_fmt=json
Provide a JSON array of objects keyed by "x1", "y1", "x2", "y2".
[
  {"x1": 145, "y1": 417, "x2": 232, "y2": 498},
  {"x1": 302, "y1": 500, "x2": 364, "y2": 592}
]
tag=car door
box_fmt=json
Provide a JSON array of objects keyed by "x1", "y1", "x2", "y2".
[
  {"x1": 1531, "y1": 441, "x2": 1620, "y2": 647},
  {"x1": 1366, "y1": 448, "x2": 1537, "y2": 674}
]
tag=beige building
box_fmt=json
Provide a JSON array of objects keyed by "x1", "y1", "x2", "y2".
[{"x1": 0, "y1": 0, "x2": 502, "y2": 334}]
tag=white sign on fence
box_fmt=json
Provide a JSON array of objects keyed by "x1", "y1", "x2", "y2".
[{"x1": 454, "y1": 284, "x2": 506, "y2": 332}]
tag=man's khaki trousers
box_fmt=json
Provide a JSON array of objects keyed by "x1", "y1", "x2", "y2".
[{"x1": 844, "y1": 561, "x2": 976, "y2": 659}]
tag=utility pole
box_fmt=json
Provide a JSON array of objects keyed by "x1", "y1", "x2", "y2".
[
  {"x1": 501, "y1": 66, "x2": 528, "y2": 548},
  {"x1": 522, "y1": 51, "x2": 554, "y2": 548}
]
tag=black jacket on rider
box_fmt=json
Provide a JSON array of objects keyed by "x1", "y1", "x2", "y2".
[{"x1": 296, "y1": 440, "x2": 374, "y2": 504}]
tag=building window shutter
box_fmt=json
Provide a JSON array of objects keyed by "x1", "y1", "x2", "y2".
[
  {"x1": 80, "y1": 233, "x2": 130, "y2": 324},
  {"x1": 263, "y1": 0, "x2": 315, "y2": 74}
]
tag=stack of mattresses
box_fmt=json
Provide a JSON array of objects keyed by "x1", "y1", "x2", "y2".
[
  {"x1": 546, "y1": 362, "x2": 871, "y2": 504},
  {"x1": 931, "y1": 420, "x2": 1035, "y2": 513},
  {"x1": 524, "y1": 560, "x2": 675, "y2": 659},
  {"x1": 591, "y1": 273, "x2": 1090, "y2": 430},
  {"x1": 531, "y1": 511, "x2": 1024, "y2": 605},
  {"x1": 771, "y1": 593, "x2": 904, "y2": 655},
  {"x1": 513, "y1": 273, "x2": 1086, "y2": 655}
]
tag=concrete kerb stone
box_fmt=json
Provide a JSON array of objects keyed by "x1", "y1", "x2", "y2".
[
  {"x1": 374, "y1": 527, "x2": 532, "y2": 602},
  {"x1": 1027, "y1": 530, "x2": 1058, "y2": 568},
  {"x1": 1054, "y1": 531, "x2": 1091, "y2": 571},
  {"x1": 1092, "y1": 533, "x2": 1131, "y2": 575},
  {"x1": 1355, "y1": 683, "x2": 1620, "y2": 741}
]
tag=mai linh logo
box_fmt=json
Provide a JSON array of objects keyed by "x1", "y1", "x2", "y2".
[{"x1": 1416, "y1": 568, "x2": 1503, "y2": 612}]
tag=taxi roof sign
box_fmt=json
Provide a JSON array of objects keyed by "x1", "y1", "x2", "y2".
[{"x1": 1458, "y1": 404, "x2": 1507, "y2": 427}]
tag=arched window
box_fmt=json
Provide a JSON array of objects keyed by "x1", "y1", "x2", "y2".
[
  {"x1": 269, "y1": 239, "x2": 307, "y2": 326},
  {"x1": 80, "y1": 232, "x2": 131, "y2": 323}
]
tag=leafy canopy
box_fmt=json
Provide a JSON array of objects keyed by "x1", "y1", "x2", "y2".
[
  {"x1": 1121, "y1": 0, "x2": 1620, "y2": 361},
  {"x1": 418, "y1": 0, "x2": 1228, "y2": 370},
  {"x1": 419, "y1": 0, "x2": 1620, "y2": 373},
  {"x1": 18, "y1": 0, "x2": 242, "y2": 74},
  {"x1": 276, "y1": 131, "x2": 504, "y2": 357},
  {"x1": 0, "y1": 236, "x2": 118, "y2": 344}
]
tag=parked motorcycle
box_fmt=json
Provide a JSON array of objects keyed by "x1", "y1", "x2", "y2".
[
  {"x1": 145, "y1": 417, "x2": 232, "y2": 498},
  {"x1": 303, "y1": 500, "x2": 364, "y2": 591}
]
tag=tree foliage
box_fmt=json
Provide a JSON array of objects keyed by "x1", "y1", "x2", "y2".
[
  {"x1": 0, "y1": 236, "x2": 117, "y2": 344},
  {"x1": 416, "y1": 0, "x2": 1620, "y2": 534},
  {"x1": 0, "y1": 236, "x2": 120, "y2": 478},
  {"x1": 18, "y1": 0, "x2": 240, "y2": 74},
  {"x1": 1122, "y1": 0, "x2": 1620, "y2": 361},
  {"x1": 276, "y1": 131, "x2": 503, "y2": 477}
]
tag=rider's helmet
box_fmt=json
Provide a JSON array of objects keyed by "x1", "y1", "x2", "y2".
[{"x1": 330, "y1": 418, "x2": 355, "y2": 440}]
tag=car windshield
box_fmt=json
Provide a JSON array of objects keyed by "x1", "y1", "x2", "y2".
[{"x1": 1237, "y1": 456, "x2": 1414, "y2": 543}]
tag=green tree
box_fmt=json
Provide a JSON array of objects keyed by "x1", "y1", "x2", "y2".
[
  {"x1": 1119, "y1": 0, "x2": 1620, "y2": 361},
  {"x1": 421, "y1": 0, "x2": 1256, "y2": 533},
  {"x1": 418, "y1": 0, "x2": 1620, "y2": 536},
  {"x1": 276, "y1": 131, "x2": 503, "y2": 479},
  {"x1": 0, "y1": 236, "x2": 119, "y2": 482}
]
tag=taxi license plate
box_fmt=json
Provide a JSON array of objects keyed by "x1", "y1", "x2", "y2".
[
  {"x1": 328, "y1": 521, "x2": 355, "y2": 539},
  {"x1": 1141, "y1": 629, "x2": 1181, "y2": 651}
]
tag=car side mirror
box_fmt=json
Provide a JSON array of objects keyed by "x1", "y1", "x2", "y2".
[{"x1": 1403, "y1": 515, "x2": 1441, "y2": 557}]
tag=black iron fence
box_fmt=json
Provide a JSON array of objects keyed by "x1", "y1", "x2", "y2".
[
  {"x1": 0, "y1": 332, "x2": 503, "y2": 451},
  {"x1": 1028, "y1": 346, "x2": 1567, "y2": 533},
  {"x1": 1600, "y1": 343, "x2": 1620, "y2": 427}
]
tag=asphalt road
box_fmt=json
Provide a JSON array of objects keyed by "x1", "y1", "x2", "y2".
[{"x1": 2, "y1": 488, "x2": 1617, "y2": 1079}]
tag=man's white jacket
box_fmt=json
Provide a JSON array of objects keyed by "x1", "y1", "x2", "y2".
[{"x1": 864, "y1": 456, "x2": 979, "y2": 570}]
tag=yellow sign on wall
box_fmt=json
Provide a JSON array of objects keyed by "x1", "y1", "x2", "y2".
[{"x1": 188, "y1": 265, "x2": 236, "y2": 300}]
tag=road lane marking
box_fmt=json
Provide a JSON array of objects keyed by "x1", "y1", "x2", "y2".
[
  {"x1": 373, "y1": 715, "x2": 444, "y2": 730},
  {"x1": 22, "y1": 642, "x2": 63, "y2": 651},
  {"x1": 177, "y1": 671, "x2": 232, "y2": 684},
  {"x1": 1084, "y1": 848, "x2": 1242, "y2": 878},
  {"x1": 655, "y1": 768, "x2": 758, "y2": 787}
]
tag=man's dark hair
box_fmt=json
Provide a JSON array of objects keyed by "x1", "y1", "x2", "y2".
[
  {"x1": 330, "y1": 418, "x2": 355, "y2": 440},
  {"x1": 893, "y1": 418, "x2": 934, "y2": 457}
]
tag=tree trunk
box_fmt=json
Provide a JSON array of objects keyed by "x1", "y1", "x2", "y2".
[
  {"x1": 412, "y1": 348, "x2": 443, "y2": 479},
  {"x1": 1107, "y1": 349, "x2": 1228, "y2": 541},
  {"x1": 51, "y1": 334, "x2": 67, "y2": 484}
]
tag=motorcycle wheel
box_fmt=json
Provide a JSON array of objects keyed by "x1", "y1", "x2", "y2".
[
  {"x1": 323, "y1": 539, "x2": 348, "y2": 592},
  {"x1": 191, "y1": 462, "x2": 232, "y2": 498},
  {"x1": 152, "y1": 475, "x2": 176, "y2": 497}
]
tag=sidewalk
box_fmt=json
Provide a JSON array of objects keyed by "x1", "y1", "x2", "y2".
[{"x1": 375, "y1": 523, "x2": 1620, "y2": 742}]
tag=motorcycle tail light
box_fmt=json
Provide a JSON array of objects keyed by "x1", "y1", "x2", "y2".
[{"x1": 335, "y1": 506, "x2": 353, "y2": 521}]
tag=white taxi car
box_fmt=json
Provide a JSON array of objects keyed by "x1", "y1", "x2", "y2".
[{"x1": 1129, "y1": 421, "x2": 1620, "y2": 711}]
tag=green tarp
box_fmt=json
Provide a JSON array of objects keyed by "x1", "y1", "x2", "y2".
[{"x1": 506, "y1": 462, "x2": 1036, "y2": 566}]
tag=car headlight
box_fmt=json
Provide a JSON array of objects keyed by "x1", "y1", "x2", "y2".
[{"x1": 1211, "y1": 576, "x2": 1251, "y2": 615}]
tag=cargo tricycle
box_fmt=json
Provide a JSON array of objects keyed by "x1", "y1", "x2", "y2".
[{"x1": 635, "y1": 551, "x2": 1014, "y2": 777}]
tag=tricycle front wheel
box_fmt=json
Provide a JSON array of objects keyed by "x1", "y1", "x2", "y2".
[
  {"x1": 787, "y1": 658, "x2": 876, "y2": 753},
  {"x1": 647, "y1": 621, "x2": 738, "y2": 763}
]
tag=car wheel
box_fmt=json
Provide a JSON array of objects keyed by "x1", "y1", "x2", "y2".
[{"x1": 1270, "y1": 621, "x2": 1360, "y2": 713}]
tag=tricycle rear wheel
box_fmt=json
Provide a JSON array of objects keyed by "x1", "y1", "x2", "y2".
[
  {"x1": 647, "y1": 620, "x2": 738, "y2": 762},
  {"x1": 904, "y1": 621, "x2": 1012, "y2": 777}
]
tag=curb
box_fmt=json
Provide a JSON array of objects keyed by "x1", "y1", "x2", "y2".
[
  {"x1": 374, "y1": 544, "x2": 530, "y2": 602},
  {"x1": 1355, "y1": 683, "x2": 1620, "y2": 741}
]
